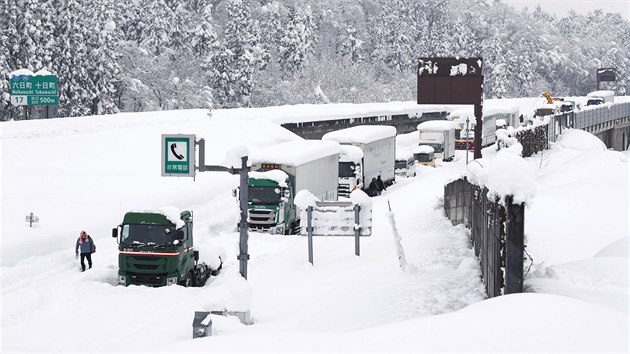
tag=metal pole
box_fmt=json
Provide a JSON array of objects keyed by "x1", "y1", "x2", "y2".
[
  {"x1": 354, "y1": 204, "x2": 361, "y2": 256},
  {"x1": 307, "y1": 206, "x2": 313, "y2": 265},
  {"x1": 474, "y1": 104, "x2": 483, "y2": 159},
  {"x1": 505, "y1": 195, "x2": 525, "y2": 294},
  {"x1": 238, "y1": 156, "x2": 250, "y2": 279},
  {"x1": 465, "y1": 117, "x2": 470, "y2": 164},
  {"x1": 24, "y1": 106, "x2": 28, "y2": 120},
  {"x1": 197, "y1": 139, "x2": 206, "y2": 172}
]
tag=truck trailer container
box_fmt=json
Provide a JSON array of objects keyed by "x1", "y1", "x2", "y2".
[
  {"x1": 246, "y1": 140, "x2": 340, "y2": 234},
  {"x1": 417, "y1": 120, "x2": 455, "y2": 161},
  {"x1": 322, "y1": 125, "x2": 396, "y2": 197}
]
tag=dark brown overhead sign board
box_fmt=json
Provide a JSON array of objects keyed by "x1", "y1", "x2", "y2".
[
  {"x1": 597, "y1": 68, "x2": 616, "y2": 82},
  {"x1": 417, "y1": 57, "x2": 484, "y2": 105}
]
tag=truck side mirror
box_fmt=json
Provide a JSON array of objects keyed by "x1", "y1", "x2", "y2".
[
  {"x1": 283, "y1": 189, "x2": 290, "y2": 199},
  {"x1": 112, "y1": 227, "x2": 118, "y2": 238},
  {"x1": 176, "y1": 230, "x2": 185, "y2": 240},
  {"x1": 232, "y1": 188, "x2": 238, "y2": 198}
]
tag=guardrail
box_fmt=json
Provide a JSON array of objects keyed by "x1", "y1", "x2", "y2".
[
  {"x1": 514, "y1": 101, "x2": 630, "y2": 156},
  {"x1": 573, "y1": 102, "x2": 630, "y2": 129}
]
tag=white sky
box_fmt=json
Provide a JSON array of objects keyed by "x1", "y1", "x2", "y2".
[{"x1": 501, "y1": 0, "x2": 629, "y2": 19}]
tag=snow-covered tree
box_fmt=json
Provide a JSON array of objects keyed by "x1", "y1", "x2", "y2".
[
  {"x1": 205, "y1": 0, "x2": 267, "y2": 108},
  {"x1": 191, "y1": 4, "x2": 218, "y2": 58},
  {"x1": 139, "y1": 0, "x2": 172, "y2": 56},
  {"x1": 85, "y1": 0, "x2": 121, "y2": 114},
  {"x1": 259, "y1": 1, "x2": 284, "y2": 49},
  {"x1": 169, "y1": 4, "x2": 191, "y2": 57},
  {"x1": 116, "y1": 1, "x2": 144, "y2": 43},
  {"x1": 339, "y1": 24, "x2": 364, "y2": 63},
  {"x1": 370, "y1": 0, "x2": 414, "y2": 73},
  {"x1": 277, "y1": 6, "x2": 317, "y2": 77},
  {"x1": 53, "y1": 0, "x2": 93, "y2": 117}
]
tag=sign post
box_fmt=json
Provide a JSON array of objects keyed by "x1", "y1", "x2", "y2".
[
  {"x1": 417, "y1": 57, "x2": 484, "y2": 159},
  {"x1": 25, "y1": 212, "x2": 39, "y2": 227},
  {"x1": 161, "y1": 135, "x2": 251, "y2": 280}
]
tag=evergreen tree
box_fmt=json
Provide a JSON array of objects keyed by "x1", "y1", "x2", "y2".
[
  {"x1": 206, "y1": 0, "x2": 267, "y2": 108},
  {"x1": 85, "y1": 0, "x2": 121, "y2": 114},
  {"x1": 191, "y1": 4, "x2": 218, "y2": 58},
  {"x1": 339, "y1": 24, "x2": 364, "y2": 63},
  {"x1": 53, "y1": 0, "x2": 92, "y2": 117},
  {"x1": 169, "y1": 4, "x2": 191, "y2": 57},
  {"x1": 370, "y1": 0, "x2": 414, "y2": 72},
  {"x1": 259, "y1": 1, "x2": 285, "y2": 53},
  {"x1": 140, "y1": 0, "x2": 172, "y2": 56},
  {"x1": 278, "y1": 6, "x2": 308, "y2": 77},
  {"x1": 116, "y1": 1, "x2": 144, "y2": 43}
]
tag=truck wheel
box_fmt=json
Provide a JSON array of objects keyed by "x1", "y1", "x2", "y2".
[{"x1": 181, "y1": 271, "x2": 194, "y2": 287}]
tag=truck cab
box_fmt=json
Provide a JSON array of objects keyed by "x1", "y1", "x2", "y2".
[
  {"x1": 395, "y1": 156, "x2": 416, "y2": 177},
  {"x1": 413, "y1": 145, "x2": 435, "y2": 168},
  {"x1": 113, "y1": 210, "x2": 195, "y2": 287},
  {"x1": 247, "y1": 170, "x2": 295, "y2": 235},
  {"x1": 337, "y1": 145, "x2": 364, "y2": 197}
]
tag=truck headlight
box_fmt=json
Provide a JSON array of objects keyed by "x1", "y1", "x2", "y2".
[
  {"x1": 167, "y1": 277, "x2": 178, "y2": 286},
  {"x1": 118, "y1": 275, "x2": 127, "y2": 286}
]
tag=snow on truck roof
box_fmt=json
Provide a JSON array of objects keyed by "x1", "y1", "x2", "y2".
[
  {"x1": 414, "y1": 145, "x2": 435, "y2": 154},
  {"x1": 339, "y1": 145, "x2": 364, "y2": 161},
  {"x1": 250, "y1": 139, "x2": 340, "y2": 166},
  {"x1": 417, "y1": 120, "x2": 455, "y2": 131},
  {"x1": 587, "y1": 90, "x2": 614, "y2": 98},
  {"x1": 322, "y1": 125, "x2": 397, "y2": 144},
  {"x1": 249, "y1": 170, "x2": 289, "y2": 186}
]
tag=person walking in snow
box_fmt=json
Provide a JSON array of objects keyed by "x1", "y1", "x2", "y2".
[
  {"x1": 75, "y1": 231, "x2": 96, "y2": 272},
  {"x1": 376, "y1": 175, "x2": 387, "y2": 193},
  {"x1": 367, "y1": 177, "x2": 380, "y2": 197}
]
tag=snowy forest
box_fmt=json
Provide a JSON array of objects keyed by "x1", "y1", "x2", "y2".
[{"x1": 1, "y1": 0, "x2": 629, "y2": 119}]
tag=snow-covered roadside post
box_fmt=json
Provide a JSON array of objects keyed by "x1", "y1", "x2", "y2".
[
  {"x1": 199, "y1": 140, "x2": 251, "y2": 279},
  {"x1": 354, "y1": 204, "x2": 361, "y2": 256},
  {"x1": 386, "y1": 200, "x2": 409, "y2": 271},
  {"x1": 307, "y1": 206, "x2": 314, "y2": 265}
]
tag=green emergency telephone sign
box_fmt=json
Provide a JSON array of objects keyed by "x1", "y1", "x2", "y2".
[{"x1": 161, "y1": 134, "x2": 196, "y2": 177}]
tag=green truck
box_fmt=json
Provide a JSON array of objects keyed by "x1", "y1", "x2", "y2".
[
  {"x1": 112, "y1": 210, "x2": 221, "y2": 287},
  {"x1": 245, "y1": 140, "x2": 340, "y2": 235}
]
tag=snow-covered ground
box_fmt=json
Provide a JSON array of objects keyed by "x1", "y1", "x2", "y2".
[{"x1": 1, "y1": 101, "x2": 628, "y2": 353}]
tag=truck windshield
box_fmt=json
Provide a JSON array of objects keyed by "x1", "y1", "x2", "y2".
[
  {"x1": 121, "y1": 224, "x2": 177, "y2": 246},
  {"x1": 535, "y1": 108, "x2": 554, "y2": 116},
  {"x1": 414, "y1": 153, "x2": 433, "y2": 162},
  {"x1": 248, "y1": 186, "x2": 282, "y2": 204},
  {"x1": 339, "y1": 162, "x2": 356, "y2": 178},
  {"x1": 395, "y1": 160, "x2": 408, "y2": 169}
]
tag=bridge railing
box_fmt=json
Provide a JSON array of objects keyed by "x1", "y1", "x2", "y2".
[
  {"x1": 573, "y1": 102, "x2": 630, "y2": 129},
  {"x1": 513, "y1": 101, "x2": 630, "y2": 156}
]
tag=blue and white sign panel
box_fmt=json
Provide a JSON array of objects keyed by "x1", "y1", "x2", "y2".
[{"x1": 161, "y1": 134, "x2": 196, "y2": 177}]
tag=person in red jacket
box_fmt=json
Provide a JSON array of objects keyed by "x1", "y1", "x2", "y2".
[{"x1": 75, "y1": 231, "x2": 96, "y2": 272}]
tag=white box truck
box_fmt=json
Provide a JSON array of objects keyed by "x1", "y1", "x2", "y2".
[
  {"x1": 417, "y1": 120, "x2": 455, "y2": 162},
  {"x1": 247, "y1": 140, "x2": 340, "y2": 234},
  {"x1": 322, "y1": 125, "x2": 396, "y2": 197},
  {"x1": 587, "y1": 90, "x2": 614, "y2": 106}
]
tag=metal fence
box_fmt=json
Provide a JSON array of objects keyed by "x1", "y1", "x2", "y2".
[
  {"x1": 573, "y1": 102, "x2": 630, "y2": 129},
  {"x1": 444, "y1": 177, "x2": 524, "y2": 298},
  {"x1": 514, "y1": 102, "x2": 630, "y2": 157}
]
